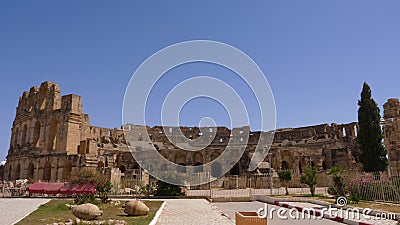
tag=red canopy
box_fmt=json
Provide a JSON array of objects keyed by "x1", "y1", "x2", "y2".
[
  {"x1": 59, "y1": 183, "x2": 76, "y2": 195},
  {"x1": 74, "y1": 183, "x2": 96, "y2": 194},
  {"x1": 45, "y1": 182, "x2": 64, "y2": 194},
  {"x1": 28, "y1": 182, "x2": 48, "y2": 194},
  {"x1": 29, "y1": 182, "x2": 96, "y2": 195}
]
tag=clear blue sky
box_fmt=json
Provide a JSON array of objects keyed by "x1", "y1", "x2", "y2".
[{"x1": 1, "y1": 1, "x2": 400, "y2": 160}]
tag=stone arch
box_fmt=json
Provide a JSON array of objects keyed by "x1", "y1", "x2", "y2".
[
  {"x1": 48, "y1": 118, "x2": 58, "y2": 152},
  {"x1": 21, "y1": 124, "x2": 28, "y2": 146},
  {"x1": 298, "y1": 161, "x2": 303, "y2": 174},
  {"x1": 97, "y1": 161, "x2": 104, "y2": 170},
  {"x1": 15, "y1": 163, "x2": 21, "y2": 180},
  {"x1": 33, "y1": 121, "x2": 41, "y2": 147},
  {"x1": 193, "y1": 152, "x2": 203, "y2": 165},
  {"x1": 43, "y1": 161, "x2": 51, "y2": 181},
  {"x1": 62, "y1": 160, "x2": 72, "y2": 180},
  {"x1": 280, "y1": 150, "x2": 293, "y2": 170},
  {"x1": 160, "y1": 151, "x2": 169, "y2": 160},
  {"x1": 311, "y1": 161, "x2": 315, "y2": 168},
  {"x1": 211, "y1": 162, "x2": 222, "y2": 177},
  {"x1": 210, "y1": 151, "x2": 221, "y2": 162},
  {"x1": 119, "y1": 165, "x2": 126, "y2": 173},
  {"x1": 229, "y1": 162, "x2": 240, "y2": 175},
  {"x1": 27, "y1": 162, "x2": 35, "y2": 179},
  {"x1": 174, "y1": 152, "x2": 186, "y2": 165},
  {"x1": 281, "y1": 161, "x2": 289, "y2": 170},
  {"x1": 14, "y1": 127, "x2": 19, "y2": 148}
]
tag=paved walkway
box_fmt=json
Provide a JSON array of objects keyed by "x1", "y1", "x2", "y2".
[
  {"x1": 156, "y1": 199, "x2": 234, "y2": 225},
  {"x1": 0, "y1": 198, "x2": 50, "y2": 225},
  {"x1": 280, "y1": 201, "x2": 398, "y2": 225},
  {"x1": 214, "y1": 201, "x2": 341, "y2": 225}
]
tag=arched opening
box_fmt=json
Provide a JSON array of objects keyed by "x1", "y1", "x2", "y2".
[
  {"x1": 193, "y1": 152, "x2": 203, "y2": 165},
  {"x1": 229, "y1": 163, "x2": 240, "y2": 175},
  {"x1": 298, "y1": 162, "x2": 303, "y2": 174},
  {"x1": 210, "y1": 151, "x2": 221, "y2": 162},
  {"x1": 21, "y1": 124, "x2": 27, "y2": 146},
  {"x1": 15, "y1": 164, "x2": 21, "y2": 180},
  {"x1": 119, "y1": 165, "x2": 126, "y2": 174},
  {"x1": 211, "y1": 162, "x2": 222, "y2": 177},
  {"x1": 311, "y1": 161, "x2": 315, "y2": 168},
  {"x1": 43, "y1": 161, "x2": 51, "y2": 181},
  {"x1": 14, "y1": 127, "x2": 19, "y2": 148},
  {"x1": 177, "y1": 163, "x2": 186, "y2": 173},
  {"x1": 62, "y1": 160, "x2": 72, "y2": 180},
  {"x1": 97, "y1": 161, "x2": 104, "y2": 171},
  {"x1": 281, "y1": 161, "x2": 289, "y2": 170},
  {"x1": 174, "y1": 152, "x2": 186, "y2": 165},
  {"x1": 48, "y1": 118, "x2": 58, "y2": 152},
  {"x1": 27, "y1": 162, "x2": 34, "y2": 179},
  {"x1": 33, "y1": 121, "x2": 41, "y2": 147},
  {"x1": 322, "y1": 161, "x2": 327, "y2": 170},
  {"x1": 194, "y1": 162, "x2": 203, "y2": 173}
]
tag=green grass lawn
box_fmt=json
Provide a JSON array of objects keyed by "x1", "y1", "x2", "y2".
[{"x1": 17, "y1": 200, "x2": 163, "y2": 225}]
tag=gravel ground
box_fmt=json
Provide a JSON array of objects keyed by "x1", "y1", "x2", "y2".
[
  {"x1": 155, "y1": 199, "x2": 234, "y2": 225},
  {"x1": 0, "y1": 198, "x2": 50, "y2": 225}
]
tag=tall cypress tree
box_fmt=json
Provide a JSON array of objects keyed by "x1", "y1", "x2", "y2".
[{"x1": 357, "y1": 82, "x2": 387, "y2": 172}]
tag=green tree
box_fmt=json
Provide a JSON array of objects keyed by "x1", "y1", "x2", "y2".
[
  {"x1": 278, "y1": 170, "x2": 292, "y2": 195},
  {"x1": 155, "y1": 180, "x2": 182, "y2": 197},
  {"x1": 327, "y1": 166, "x2": 345, "y2": 196},
  {"x1": 357, "y1": 82, "x2": 387, "y2": 172},
  {"x1": 300, "y1": 166, "x2": 318, "y2": 197}
]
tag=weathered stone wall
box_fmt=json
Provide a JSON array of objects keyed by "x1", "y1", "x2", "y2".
[
  {"x1": 4, "y1": 81, "x2": 362, "y2": 186},
  {"x1": 384, "y1": 98, "x2": 400, "y2": 174},
  {"x1": 4, "y1": 81, "x2": 89, "y2": 181}
]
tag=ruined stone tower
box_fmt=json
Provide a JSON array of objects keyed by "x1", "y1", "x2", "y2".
[
  {"x1": 383, "y1": 98, "x2": 400, "y2": 174},
  {"x1": 4, "y1": 81, "x2": 91, "y2": 181}
]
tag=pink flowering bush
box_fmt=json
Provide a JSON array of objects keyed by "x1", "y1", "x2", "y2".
[{"x1": 348, "y1": 173, "x2": 400, "y2": 201}]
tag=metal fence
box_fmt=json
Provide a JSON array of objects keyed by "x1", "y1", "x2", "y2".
[
  {"x1": 346, "y1": 171, "x2": 400, "y2": 203},
  {"x1": 186, "y1": 187, "x2": 328, "y2": 199}
]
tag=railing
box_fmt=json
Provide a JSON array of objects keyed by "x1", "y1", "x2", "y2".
[{"x1": 186, "y1": 187, "x2": 328, "y2": 198}]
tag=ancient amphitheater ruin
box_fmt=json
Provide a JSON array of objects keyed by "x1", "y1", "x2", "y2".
[{"x1": 4, "y1": 81, "x2": 399, "y2": 189}]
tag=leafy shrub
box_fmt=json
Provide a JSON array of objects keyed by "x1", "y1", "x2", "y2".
[
  {"x1": 155, "y1": 180, "x2": 182, "y2": 197},
  {"x1": 96, "y1": 181, "x2": 112, "y2": 203},
  {"x1": 327, "y1": 186, "x2": 337, "y2": 196},
  {"x1": 73, "y1": 193, "x2": 98, "y2": 205}
]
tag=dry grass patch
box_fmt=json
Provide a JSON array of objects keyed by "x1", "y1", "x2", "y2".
[{"x1": 17, "y1": 199, "x2": 163, "y2": 225}]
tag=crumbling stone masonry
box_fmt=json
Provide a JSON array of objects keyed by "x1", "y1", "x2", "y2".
[
  {"x1": 4, "y1": 81, "x2": 363, "y2": 187},
  {"x1": 384, "y1": 98, "x2": 400, "y2": 175}
]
